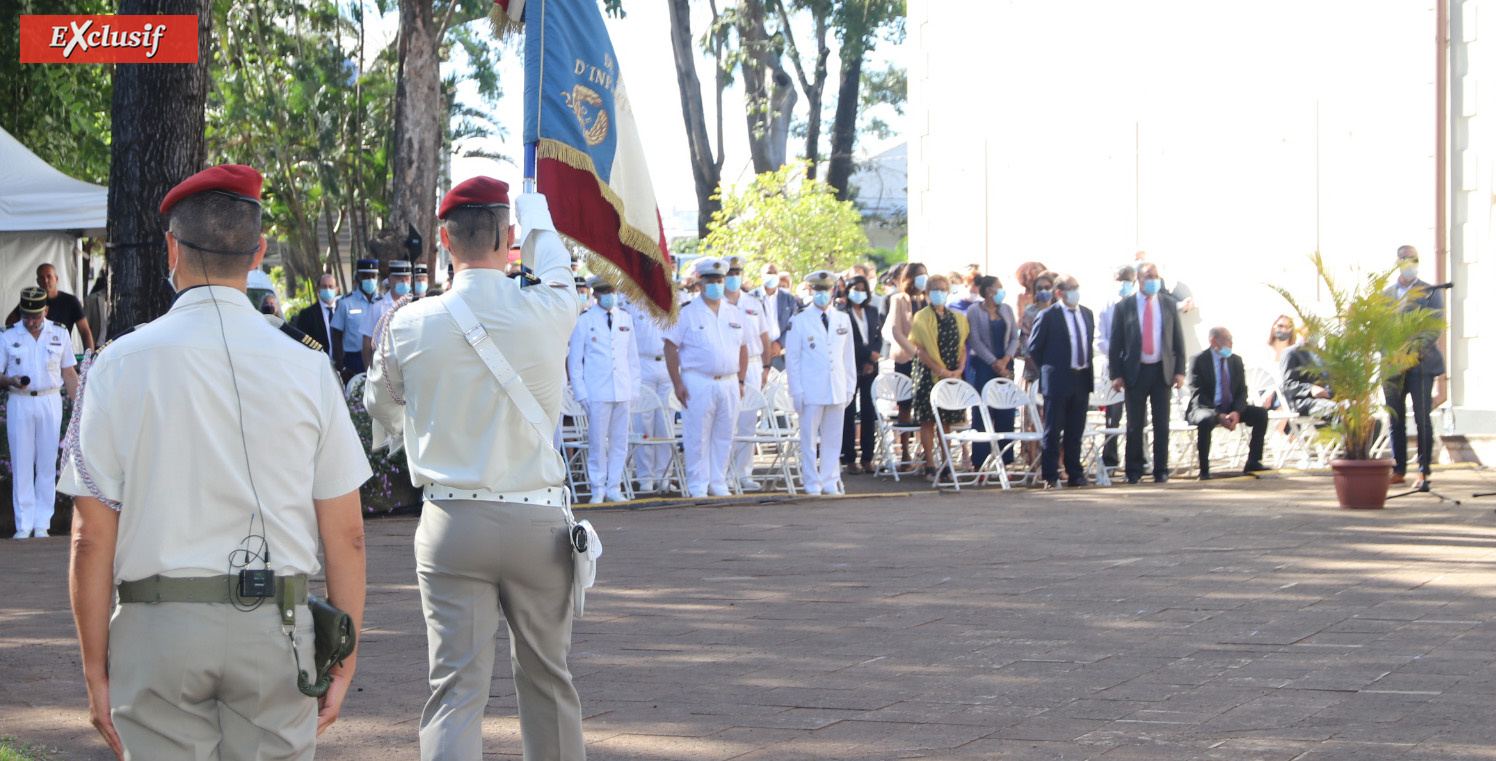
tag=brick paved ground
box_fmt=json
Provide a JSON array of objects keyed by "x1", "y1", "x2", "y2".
[{"x1": 5, "y1": 470, "x2": 1496, "y2": 760}]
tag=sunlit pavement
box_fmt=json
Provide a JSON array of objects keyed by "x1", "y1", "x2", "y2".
[{"x1": 6, "y1": 469, "x2": 1496, "y2": 760}]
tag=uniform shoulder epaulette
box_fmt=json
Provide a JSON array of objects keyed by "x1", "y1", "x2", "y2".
[
  {"x1": 96, "y1": 324, "x2": 140, "y2": 353},
  {"x1": 264, "y1": 314, "x2": 324, "y2": 353}
]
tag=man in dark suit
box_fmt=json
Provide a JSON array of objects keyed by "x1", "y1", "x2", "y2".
[
  {"x1": 1108, "y1": 261, "x2": 1187, "y2": 483},
  {"x1": 1027, "y1": 275, "x2": 1094, "y2": 489},
  {"x1": 753, "y1": 263, "x2": 802, "y2": 370},
  {"x1": 1281, "y1": 340, "x2": 1335, "y2": 420},
  {"x1": 1384, "y1": 245, "x2": 1445, "y2": 488},
  {"x1": 1185, "y1": 327, "x2": 1268, "y2": 479},
  {"x1": 293, "y1": 273, "x2": 339, "y2": 363}
]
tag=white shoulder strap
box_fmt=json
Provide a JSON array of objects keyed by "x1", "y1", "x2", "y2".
[{"x1": 440, "y1": 290, "x2": 554, "y2": 445}]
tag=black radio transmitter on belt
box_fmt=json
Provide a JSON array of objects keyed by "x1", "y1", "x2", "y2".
[{"x1": 238, "y1": 569, "x2": 274, "y2": 598}]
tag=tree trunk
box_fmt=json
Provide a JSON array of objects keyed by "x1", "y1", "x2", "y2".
[
  {"x1": 825, "y1": 49, "x2": 863, "y2": 201},
  {"x1": 737, "y1": 0, "x2": 796, "y2": 175},
  {"x1": 107, "y1": 0, "x2": 213, "y2": 329},
  {"x1": 668, "y1": 0, "x2": 723, "y2": 238},
  {"x1": 392, "y1": 0, "x2": 440, "y2": 265}
]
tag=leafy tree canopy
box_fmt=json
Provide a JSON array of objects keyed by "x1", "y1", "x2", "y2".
[{"x1": 703, "y1": 161, "x2": 869, "y2": 276}]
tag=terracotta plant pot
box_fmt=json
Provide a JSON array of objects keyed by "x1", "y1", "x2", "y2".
[{"x1": 1330, "y1": 459, "x2": 1395, "y2": 509}]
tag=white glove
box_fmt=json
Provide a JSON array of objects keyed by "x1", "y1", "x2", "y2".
[{"x1": 515, "y1": 193, "x2": 556, "y2": 235}]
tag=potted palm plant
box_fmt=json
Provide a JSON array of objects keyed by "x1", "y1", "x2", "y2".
[{"x1": 1271, "y1": 252, "x2": 1446, "y2": 508}]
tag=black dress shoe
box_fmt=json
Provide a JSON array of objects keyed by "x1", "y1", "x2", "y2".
[
  {"x1": 1153, "y1": 475, "x2": 1170, "y2": 484},
  {"x1": 1066, "y1": 478, "x2": 1088, "y2": 488},
  {"x1": 1243, "y1": 462, "x2": 1269, "y2": 473},
  {"x1": 1043, "y1": 479, "x2": 1062, "y2": 490},
  {"x1": 1199, "y1": 471, "x2": 1213, "y2": 481},
  {"x1": 1126, "y1": 476, "x2": 1141, "y2": 485}
]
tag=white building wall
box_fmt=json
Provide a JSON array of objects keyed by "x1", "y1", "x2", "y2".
[
  {"x1": 911, "y1": 0, "x2": 1438, "y2": 371},
  {"x1": 1451, "y1": 0, "x2": 1496, "y2": 433}
]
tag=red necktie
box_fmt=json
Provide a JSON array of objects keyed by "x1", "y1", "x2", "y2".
[{"x1": 1142, "y1": 296, "x2": 1156, "y2": 356}]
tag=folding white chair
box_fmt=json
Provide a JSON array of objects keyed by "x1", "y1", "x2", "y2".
[
  {"x1": 1245, "y1": 365, "x2": 1320, "y2": 469},
  {"x1": 624, "y1": 385, "x2": 687, "y2": 499},
  {"x1": 871, "y1": 372, "x2": 923, "y2": 481},
  {"x1": 1082, "y1": 380, "x2": 1126, "y2": 486},
  {"x1": 730, "y1": 383, "x2": 799, "y2": 494},
  {"x1": 559, "y1": 388, "x2": 592, "y2": 499},
  {"x1": 929, "y1": 378, "x2": 994, "y2": 491},
  {"x1": 978, "y1": 378, "x2": 1045, "y2": 489}
]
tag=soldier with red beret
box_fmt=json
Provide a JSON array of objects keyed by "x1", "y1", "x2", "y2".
[{"x1": 62, "y1": 164, "x2": 371, "y2": 760}]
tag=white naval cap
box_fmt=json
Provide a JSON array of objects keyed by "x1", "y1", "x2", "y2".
[
  {"x1": 586, "y1": 275, "x2": 611, "y2": 290},
  {"x1": 804, "y1": 270, "x2": 837, "y2": 288},
  {"x1": 694, "y1": 257, "x2": 727, "y2": 277},
  {"x1": 723, "y1": 254, "x2": 749, "y2": 272}
]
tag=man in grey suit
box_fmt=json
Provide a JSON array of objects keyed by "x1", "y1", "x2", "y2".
[
  {"x1": 1108, "y1": 261, "x2": 1187, "y2": 483},
  {"x1": 753, "y1": 263, "x2": 802, "y2": 370},
  {"x1": 1385, "y1": 245, "x2": 1445, "y2": 488}
]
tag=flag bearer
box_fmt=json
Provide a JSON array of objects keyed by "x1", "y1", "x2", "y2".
[{"x1": 785, "y1": 271, "x2": 856, "y2": 495}]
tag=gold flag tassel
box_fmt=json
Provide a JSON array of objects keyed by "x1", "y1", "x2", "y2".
[{"x1": 488, "y1": 4, "x2": 524, "y2": 40}]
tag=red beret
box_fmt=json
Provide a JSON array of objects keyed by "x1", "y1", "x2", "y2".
[
  {"x1": 159, "y1": 164, "x2": 263, "y2": 215},
  {"x1": 438, "y1": 176, "x2": 511, "y2": 219}
]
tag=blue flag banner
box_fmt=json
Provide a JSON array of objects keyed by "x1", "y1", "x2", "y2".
[{"x1": 496, "y1": 0, "x2": 675, "y2": 320}]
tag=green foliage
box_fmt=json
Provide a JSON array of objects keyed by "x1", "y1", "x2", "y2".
[
  {"x1": 866, "y1": 235, "x2": 907, "y2": 270},
  {"x1": 669, "y1": 237, "x2": 702, "y2": 255},
  {"x1": 1270, "y1": 252, "x2": 1446, "y2": 461},
  {"x1": 858, "y1": 64, "x2": 905, "y2": 140},
  {"x1": 0, "y1": 0, "x2": 114, "y2": 184},
  {"x1": 704, "y1": 162, "x2": 870, "y2": 275},
  {"x1": 0, "y1": 734, "x2": 56, "y2": 761}
]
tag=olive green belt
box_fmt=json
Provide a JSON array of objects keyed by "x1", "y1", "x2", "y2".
[{"x1": 116, "y1": 574, "x2": 308, "y2": 607}]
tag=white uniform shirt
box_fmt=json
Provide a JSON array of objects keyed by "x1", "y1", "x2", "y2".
[
  {"x1": 361, "y1": 292, "x2": 397, "y2": 340},
  {"x1": 0, "y1": 320, "x2": 76, "y2": 391},
  {"x1": 664, "y1": 298, "x2": 748, "y2": 377},
  {"x1": 57, "y1": 286, "x2": 372, "y2": 583},
  {"x1": 784, "y1": 305, "x2": 856, "y2": 406},
  {"x1": 567, "y1": 305, "x2": 641, "y2": 404},
  {"x1": 365, "y1": 222, "x2": 578, "y2": 493},
  {"x1": 627, "y1": 303, "x2": 666, "y2": 360},
  {"x1": 730, "y1": 292, "x2": 771, "y2": 359},
  {"x1": 757, "y1": 288, "x2": 783, "y2": 342}
]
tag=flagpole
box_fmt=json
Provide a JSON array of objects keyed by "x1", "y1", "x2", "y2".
[{"x1": 524, "y1": 143, "x2": 537, "y2": 195}]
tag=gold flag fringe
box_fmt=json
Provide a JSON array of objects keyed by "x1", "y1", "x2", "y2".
[
  {"x1": 571, "y1": 237, "x2": 680, "y2": 326},
  {"x1": 488, "y1": 5, "x2": 524, "y2": 40}
]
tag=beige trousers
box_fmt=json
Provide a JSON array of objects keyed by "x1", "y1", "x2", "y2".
[
  {"x1": 415, "y1": 499, "x2": 584, "y2": 761},
  {"x1": 109, "y1": 601, "x2": 316, "y2": 761}
]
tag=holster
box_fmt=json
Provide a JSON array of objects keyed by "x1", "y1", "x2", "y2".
[{"x1": 295, "y1": 595, "x2": 357, "y2": 698}]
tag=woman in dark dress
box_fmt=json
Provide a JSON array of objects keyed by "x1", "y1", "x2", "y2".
[
  {"x1": 840, "y1": 276, "x2": 883, "y2": 473},
  {"x1": 964, "y1": 275, "x2": 1020, "y2": 470}
]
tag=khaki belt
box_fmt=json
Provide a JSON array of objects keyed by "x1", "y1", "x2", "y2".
[{"x1": 117, "y1": 574, "x2": 308, "y2": 607}]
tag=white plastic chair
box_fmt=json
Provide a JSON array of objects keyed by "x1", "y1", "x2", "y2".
[
  {"x1": 559, "y1": 388, "x2": 592, "y2": 499},
  {"x1": 871, "y1": 372, "x2": 922, "y2": 481},
  {"x1": 929, "y1": 379, "x2": 996, "y2": 491},
  {"x1": 977, "y1": 378, "x2": 1045, "y2": 488},
  {"x1": 730, "y1": 383, "x2": 799, "y2": 494},
  {"x1": 1081, "y1": 380, "x2": 1126, "y2": 486},
  {"x1": 624, "y1": 385, "x2": 687, "y2": 499}
]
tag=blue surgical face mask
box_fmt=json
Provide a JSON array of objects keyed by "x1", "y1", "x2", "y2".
[
  {"x1": 928, "y1": 289, "x2": 948, "y2": 306},
  {"x1": 993, "y1": 288, "x2": 1006, "y2": 304},
  {"x1": 703, "y1": 282, "x2": 725, "y2": 300},
  {"x1": 1035, "y1": 288, "x2": 1054, "y2": 304},
  {"x1": 318, "y1": 288, "x2": 336, "y2": 303},
  {"x1": 597, "y1": 293, "x2": 617, "y2": 309},
  {"x1": 1062, "y1": 289, "x2": 1081, "y2": 307},
  {"x1": 414, "y1": 281, "x2": 428, "y2": 296},
  {"x1": 725, "y1": 275, "x2": 742, "y2": 293},
  {"x1": 812, "y1": 290, "x2": 832, "y2": 308},
  {"x1": 1400, "y1": 264, "x2": 1419, "y2": 281},
  {"x1": 849, "y1": 290, "x2": 868, "y2": 305},
  {"x1": 913, "y1": 274, "x2": 929, "y2": 292},
  {"x1": 1218, "y1": 345, "x2": 1234, "y2": 358},
  {"x1": 1142, "y1": 278, "x2": 1162, "y2": 296},
  {"x1": 1119, "y1": 281, "x2": 1136, "y2": 298},
  {"x1": 763, "y1": 275, "x2": 778, "y2": 291},
  {"x1": 393, "y1": 281, "x2": 411, "y2": 296},
  {"x1": 360, "y1": 279, "x2": 376, "y2": 296}
]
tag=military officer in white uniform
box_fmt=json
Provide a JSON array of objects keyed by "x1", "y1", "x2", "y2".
[
  {"x1": 626, "y1": 296, "x2": 674, "y2": 493},
  {"x1": 721, "y1": 255, "x2": 774, "y2": 490},
  {"x1": 785, "y1": 271, "x2": 856, "y2": 495},
  {"x1": 365, "y1": 176, "x2": 586, "y2": 761},
  {"x1": 2, "y1": 286, "x2": 79, "y2": 538},
  {"x1": 665, "y1": 258, "x2": 749, "y2": 498},
  {"x1": 62, "y1": 164, "x2": 370, "y2": 760},
  {"x1": 360, "y1": 258, "x2": 411, "y2": 369},
  {"x1": 568, "y1": 276, "x2": 641, "y2": 503},
  {"x1": 330, "y1": 257, "x2": 379, "y2": 381}
]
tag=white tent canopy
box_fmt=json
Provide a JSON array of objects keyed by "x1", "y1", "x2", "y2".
[
  {"x1": 0, "y1": 127, "x2": 106, "y2": 351},
  {"x1": 0, "y1": 126, "x2": 107, "y2": 234}
]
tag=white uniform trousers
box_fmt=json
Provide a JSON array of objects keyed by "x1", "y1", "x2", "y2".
[
  {"x1": 797, "y1": 402, "x2": 847, "y2": 494},
  {"x1": 732, "y1": 363, "x2": 765, "y2": 481},
  {"x1": 680, "y1": 372, "x2": 739, "y2": 496},
  {"x1": 8, "y1": 394, "x2": 61, "y2": 534},
  {"x1": 585, "y1": 399, "x2": 629, "y2": 495},
  {"x1": 633, "y1": 359, "x2": 674, "y2": 486},
  {"x1": 416, "y1": 499, "x2": 583, "y2": 761}
]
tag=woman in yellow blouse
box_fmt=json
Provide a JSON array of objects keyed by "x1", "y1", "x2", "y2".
[{"x1": 908, "y1": 273, "x2": 970, "y2": 479}]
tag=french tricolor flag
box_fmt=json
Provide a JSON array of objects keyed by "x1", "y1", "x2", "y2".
[{"x1": 493, "y1": 0, "x2": 676, "y2": 322}]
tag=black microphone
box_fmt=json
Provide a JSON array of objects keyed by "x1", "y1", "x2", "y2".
[{"x1": 1425, "y1": 282, "x2": 1454, "y2": 291}]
